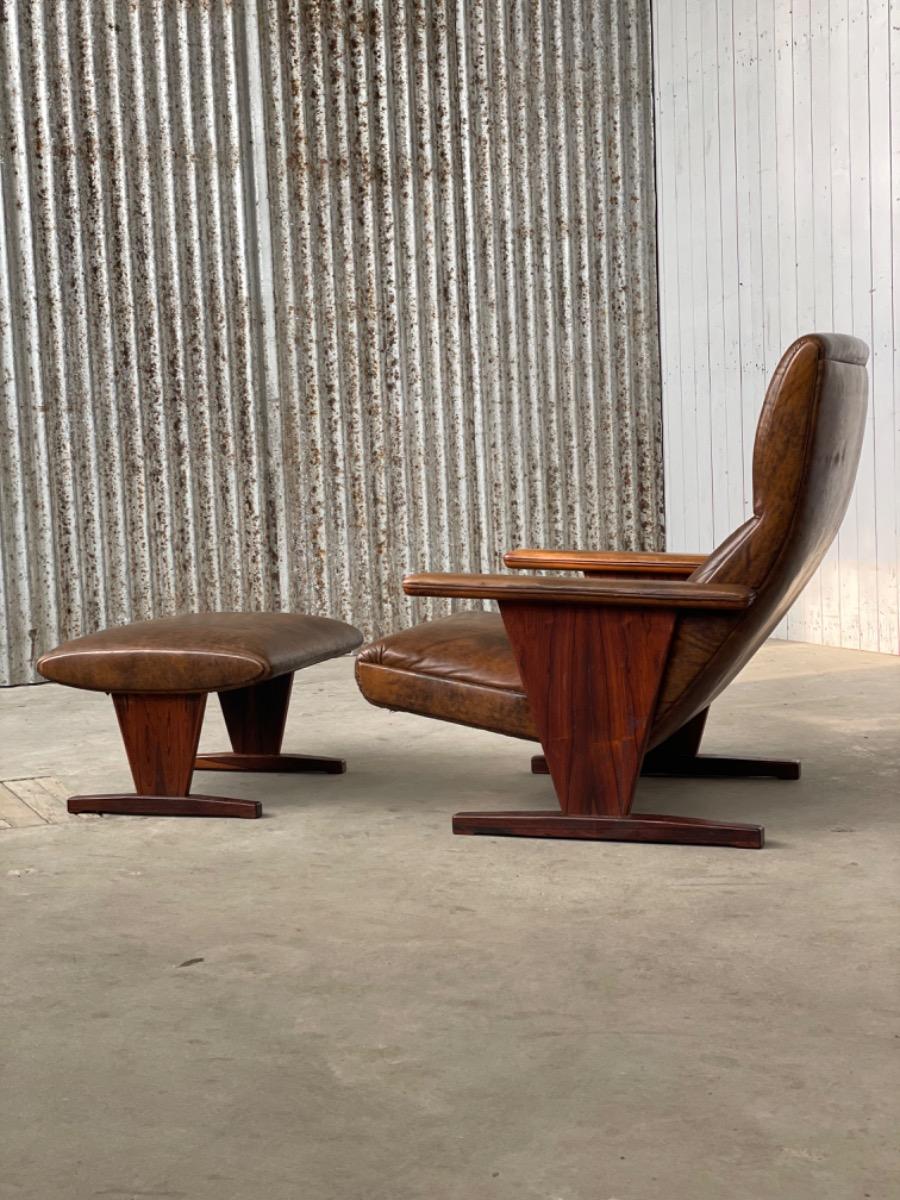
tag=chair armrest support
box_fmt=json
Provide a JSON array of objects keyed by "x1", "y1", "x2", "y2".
[
  {"x1": 503, "y1": 548, "x2": 707, "y2": 577},
  {"x1": 403, "y1": 572, "x2": 754, "y2": 611}
]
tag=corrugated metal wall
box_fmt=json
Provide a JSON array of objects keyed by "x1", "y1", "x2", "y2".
[
  {"x1": 654, "y1": 0, "x2": 898, "y2": 653},
  {"x1": 0, "y1": 0, "x2": 662, "y2": 686}
]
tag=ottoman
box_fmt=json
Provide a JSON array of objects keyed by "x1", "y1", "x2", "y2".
[{"x1": 36, "y1": 612, "x2": 363, "y2": 819}]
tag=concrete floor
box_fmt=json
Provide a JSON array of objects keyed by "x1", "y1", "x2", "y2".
[{"x1": 0, "y1": 640, "x2": 898, "y2": 1200}]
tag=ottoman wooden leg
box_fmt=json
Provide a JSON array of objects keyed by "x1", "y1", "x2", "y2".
[
  {"x1": 68, "y1": 693, "x2": 262, "y2": 819},
  {"x1": 195, "y1": 673, "x2": 346, "y2": 775}
]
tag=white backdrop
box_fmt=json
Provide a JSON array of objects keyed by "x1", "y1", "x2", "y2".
[{"x1": 654, "y1": 0, "x2": 898, "y2": 653}]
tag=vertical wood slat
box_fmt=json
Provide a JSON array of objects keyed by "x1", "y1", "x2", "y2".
[
  {"x1": 655, "y1": 0, "x2": 899, "y2": 654},
  {"x1": 0, "y1": 0, "x2": 662, "y2": 685}
]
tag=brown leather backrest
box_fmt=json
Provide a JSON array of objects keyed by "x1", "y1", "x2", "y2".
[{"x1": 650, "y1": 333, "x2": 869, "y2": 746}]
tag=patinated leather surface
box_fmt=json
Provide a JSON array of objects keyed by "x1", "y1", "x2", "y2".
[
  {"x1": 652, "y1": 333, "x2": 869, "y2": 743},
  {"x1": 37, "y1": 612, "x2": 363, "y2": 694},
  {"x1": 355, "y1": 612, "x2": 537, "y2": 740},
  {"x1": 357, "y1": 334, "x2": 868, "y2": 752}
]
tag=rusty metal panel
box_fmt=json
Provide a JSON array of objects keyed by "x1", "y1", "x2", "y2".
[{"x1": 0, "y1": 0, "x2": 661, "y2": 685}]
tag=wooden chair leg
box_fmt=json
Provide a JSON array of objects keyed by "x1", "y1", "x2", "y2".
[
  {"x1": 640, "y1": 705, "x2": 799, "y2": 778},
  {"x1": 456, "y1": 602, "x2": 764, "y2": 849},
  {"x1": 532, "y1": 705, "x2": 800, "y2": 781},
  {"x1": 647, "y1": 707, "x2": 709, "y2": 757},
  {"x1": 68, "y1": 693, "x2": 261, "y2": 819},
  {"x1": 195, "y1": 673, "x2": 346, "y2": 775}
]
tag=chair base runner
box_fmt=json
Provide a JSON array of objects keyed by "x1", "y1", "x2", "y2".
[
  {"x1": 640, "y1": 754, "x2": 800, "y2": 780},
  {"x1": 195, "y1": 752, "x2": 346, "y2": 774},
  {"x1": 453, "y1": 809, "x2": 764, "y2": 848},
  {"x1": 531, "y1": 754, "x2": 800, "y2": 780},
  {"x1": 68, "y1": 793, "x2": 262, "y2": 819}
]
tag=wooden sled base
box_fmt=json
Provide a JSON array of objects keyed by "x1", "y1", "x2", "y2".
[
  {"x1": 531, "y1": 754, "x2": 800, "y2": 780},
  {"x1": 640, "y1": 754, "x2": 799, "y2": 780},
  {"x1": 195, "y1": 752, "x2": 346, "y2": 774},
  {"x1": 68, "y1": 793, "x2": 262, "y2": 819},
  {"x1": 453, "y1": 809, "x2": 764, "y2": 848}
]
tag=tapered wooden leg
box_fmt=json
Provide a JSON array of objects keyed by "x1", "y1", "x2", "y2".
[
  {"x1": 647, "y1": 707, "x2": 709, "y2": 758},
  {"x1": 534, "y1": 706, "x2": 707, "y2": 773},
  {"x1": 532, "y1": 704, "x2": 799, "y2": 780},
  {"x1": 117, "y1": 692, "x2": 206, "y2": 795},
  {"x1": 502, "y1": 601, "x2": 677, "y2": 816},
  {"x1": 455, "y1": 603, "x2": 764, "y2": 848},
  {"x1": 195, "y1": 674, "x2": 346, "y2": 774},
  {"x1": 68, "y1": 693, "x2": 261, "y2": 818},
  {"x1": 223, "y1": 673, "x2": 294, "y2": 754}
]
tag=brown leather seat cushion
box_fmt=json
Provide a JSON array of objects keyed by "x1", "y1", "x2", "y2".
[
  {"x1": 37, "y1": 612, "x2": 363, "y2": 694},
  {"x1": 355, "y1": 611, "x2": 537, "y2": 740}
]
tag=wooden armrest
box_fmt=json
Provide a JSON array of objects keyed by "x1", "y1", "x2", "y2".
[
  {"x1": 403, "y1": 572, "x2": 753, "y2": 610},
  {"x1": 503, "y1": 548, "x2": 707, "y2": 577}
]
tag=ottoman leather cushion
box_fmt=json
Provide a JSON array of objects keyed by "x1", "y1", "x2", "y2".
[
  {"x1": 355, "y1": 611, "x2": 537, "y2": 740},
  {"x1": 37, "y1": 612, "x2": 363, "y2": 694}
]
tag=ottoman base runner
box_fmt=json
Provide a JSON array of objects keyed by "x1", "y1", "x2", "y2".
[
  {"x1": 195, "y1": 752, "x2": 345, "y2": 774},
  {"x1": 68, "y1": 794, "x2": 261, "y2": 819}
]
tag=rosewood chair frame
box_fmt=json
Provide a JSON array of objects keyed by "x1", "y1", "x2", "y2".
[
  {"x1": 402, "y1": 569, "x2": 769, "y2": 849},
  {"x1": 515, "y1": 551, "x2": 799, "y2": 786},
  {"x1": 388, "y1": 334, "x2": 869, "y2": 849}
]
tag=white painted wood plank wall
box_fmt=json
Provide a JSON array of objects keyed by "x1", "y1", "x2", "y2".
[{"x1": 653, "y1": 0, "x2": 899, "y2": 652}]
